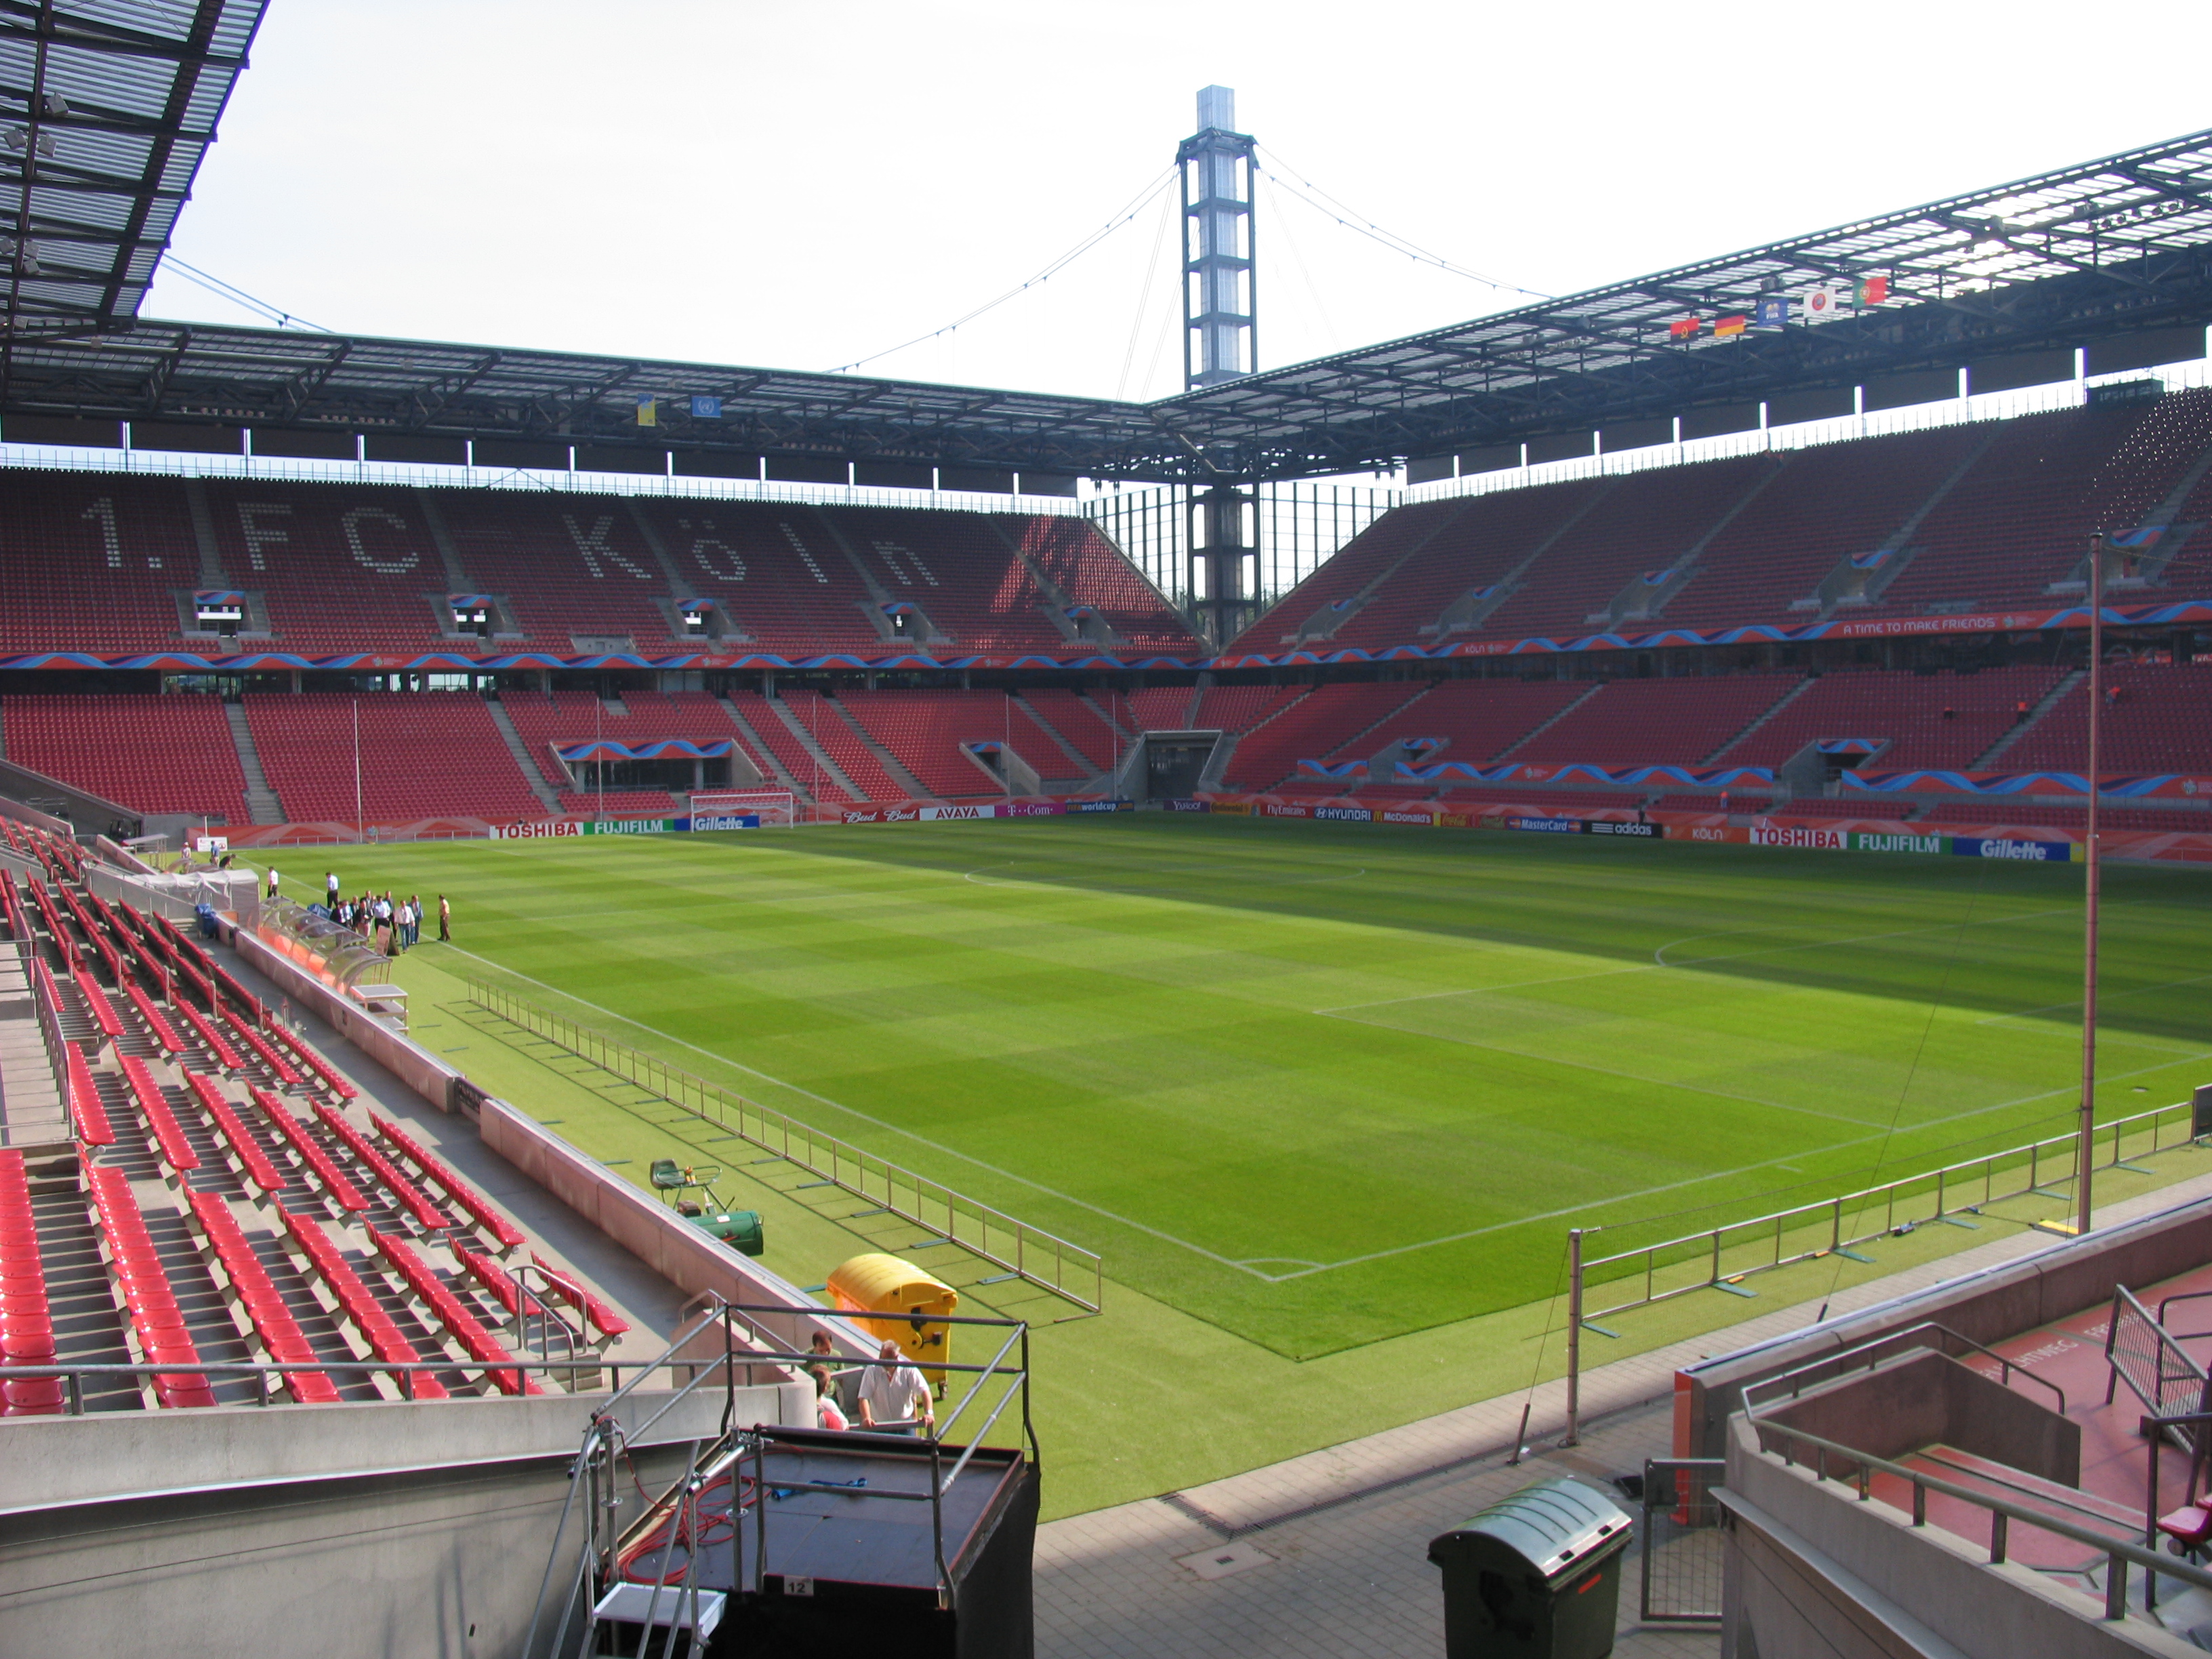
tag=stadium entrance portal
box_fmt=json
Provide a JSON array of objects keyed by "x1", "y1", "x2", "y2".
[
  {"x1": 575, "y1": 756, "x2": 729, "y2": 794},
  {"x1": 1145, "y1": 735, "x2": 1215, "y2": 799}
]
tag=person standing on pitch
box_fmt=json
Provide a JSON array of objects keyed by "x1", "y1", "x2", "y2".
[
  {"x1": 438, "y1": 894, "x2": 451, "y2": 942},
  {"x1": 325, "y1": 869, "x2": 340, "y2": 911},
  {"x1": 265, "y1": 865, "x2": 281, "y2": 902}
]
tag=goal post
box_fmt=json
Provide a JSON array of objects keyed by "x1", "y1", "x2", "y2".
[{"x1": 688, "y1": 790, "x2": 796, "y2": 827}]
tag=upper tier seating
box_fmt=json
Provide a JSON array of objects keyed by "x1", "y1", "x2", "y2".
[
  {"x1": 1012, "y1": 516, "x2": 1197, "y2": 651},
  {"x1": 0, "y1": 472, "x2": 1195, "y2": 659},
  {"x1": 244, "y1": 692, "x2": 544, "y2": 823},
  {"x1": 200, "y1": 481, "x2": 452, "y2": 654},
  {"x1": 1232, "y1": 394, "x2": 2212, "y2": 656},
  {"x1": 1719, "y1": 666, "x2": 2068, "y2": 772},
  {"x1": 1659, "y1": 426, "x2": 1988, "y2": 630},
  {"x1": 1509, "y1": 676, "x2": 1803, "y2": 766},
  {"x1": 1474, "y1": 456, "x2": 1778, "y2": 642},
  {"x1": 0, "y1": 473, "x2": 203, "y2": 652},
  {"x1": 1999, "y1": 661, "x2": 2212, "y2": 775},
  {"x1": 1, "y1": 693, "x2": 251, "y2": 822},
  {"x1": 1860, "y1": 405, "x2": 2150, "y2": 618},
  {"x1": 1320, "y1": 483, "x2": 1610, "y2": 652}
]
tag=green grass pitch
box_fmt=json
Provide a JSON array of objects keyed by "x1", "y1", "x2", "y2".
[{"x1": 329, "y1": 815, "x2": 2211, "y2": 1362}]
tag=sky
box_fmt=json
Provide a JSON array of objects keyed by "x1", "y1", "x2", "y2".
[{"x1": 142, "y1": 1, "x2": 2212, "y2": 405}]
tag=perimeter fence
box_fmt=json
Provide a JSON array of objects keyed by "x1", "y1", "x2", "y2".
[
  {"x1": 1577, "y1": 1094, "x2": 2204, "y2": 1325},
  {"x1": 464, "y1": 978, "x2": 1102, "y2": 1313}
]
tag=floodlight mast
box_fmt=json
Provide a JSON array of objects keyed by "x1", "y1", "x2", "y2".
[
  {"x1": 2075, "y1": 533, "x2": 2106, "y2": 1237},
  {"x1": 1179, "y1": 87, "x2": 1261, "y2": 646}
]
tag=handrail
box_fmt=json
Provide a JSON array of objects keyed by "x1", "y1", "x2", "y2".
[
  {"x1": 2157, "y1": 1287, "x2": 2212, "y2": 1329},
  {"x1": 1745, "y1": 1412, "x2": 2212, "y2": 1620},
  {"x1": 1742, "y1": 1321, "x2": 2068, "y2": 1418},
  {"x1": 1579, "y1": 1094, "x2": 2203, "y2": 1319},
  {"x1": 466, "y1": 977, "x2": 1103, "y2": 1313},
  {"x1": 2104, "y1": 1286, "x2": 2209, "y2": 1454}
]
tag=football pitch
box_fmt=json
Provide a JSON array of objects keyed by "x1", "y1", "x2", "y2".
[{"x1": 339, "y1": 814, "x2": 2212, "y2": 1361}]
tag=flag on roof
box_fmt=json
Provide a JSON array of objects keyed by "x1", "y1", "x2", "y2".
[
  {"x1": 1856, "y1": 274, "x2": 1889, "y2": 305},
  {"x1": 1803, "y1": 284, "x2": 1843, "y2": 323},
  {"x1": 690, "y1": 395, "x2": 721, "y2": 419},
  {"x1": 636, "y1": 397, "x2": 657, "y2": 427},
  {"x1": 1713, "y1": 314, "x2": 1747, "y2": 338},
  {"x1": 1753, "y1": 295, "x2": 1788, "y2": 331},
  {"x1": 1669, "y1": 316, "x2": 1700, "y2": 339}
]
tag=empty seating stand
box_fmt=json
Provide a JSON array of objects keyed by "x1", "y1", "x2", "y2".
[{"x1": 0, "y1": 1149, "x2": 62, "y2": 1414}]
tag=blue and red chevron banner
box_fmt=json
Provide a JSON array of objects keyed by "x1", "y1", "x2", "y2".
[{"x1": 1843, "y1": 769, "x2": 2212, "y2": 799}]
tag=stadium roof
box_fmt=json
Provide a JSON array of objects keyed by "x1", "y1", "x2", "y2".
[
  {"x1": 0, "y1": 1, "x2": 262, "y2": 353},
  {"x1": 0, "y1": 78, "x2": 2207, "y2": 482}
]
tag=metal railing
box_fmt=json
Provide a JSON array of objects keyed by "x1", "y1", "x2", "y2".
[
  {"x1": 1577, "y1": 1097, "x2": 2200, "y2": 1324},
  {"x1": 2104, "y1": 1286, "x2": 2210, "y2": 1451},
  {"x1": 1742, "y1": 1326, "x2": 2212, "y2": 1623},
  {"x1": 531, "y1": 1303, "x2": 1035, "y2": 1659},
  {"x1": 466, "y1": 978, "x2": 1103, "y2": 1313},
  {"x1": 1639, "y1": 1458, "x2": 1724, "y2": 1624}
]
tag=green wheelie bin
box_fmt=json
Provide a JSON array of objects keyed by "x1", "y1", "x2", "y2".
[{"x1": 1428, "y1": 1477, "x2": 1633, "y2": 1658}]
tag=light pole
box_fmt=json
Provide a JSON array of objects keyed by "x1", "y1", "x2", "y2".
[{"x1": 2074, "y1": 533, "x2": 2107, "y2": 1238}]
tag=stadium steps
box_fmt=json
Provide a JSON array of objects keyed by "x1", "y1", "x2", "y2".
[
  {"x1": 766, "y1": 697, "x2": 866, "y2": 800},
  {"x1": 1491, "y1": 680, "x2": 1606, "y2": 760},
  {"x1": 1704, "y1": 676, "x2": 1815, "y2": 762},
  {"x1": 1009, "y1": 695, "x2": 1105, "y2": 779},
  {"x1": 1972, "y1": 668, "x2": 2087, "y2": 769},
  {"x1": 0, "y1": 951, "x2": 65, "y2": 1143},
  {"x1": 484, "y1": 700, "x2": 564, "y2": 816},
  {"x1": 411, "y1": 492, "x2": 477, "y2": 589},
  {"x1": 825, "y1": 699, "x2": 930, "y2": 798},
  {"x1": 30, "y1": 1171, "x2": 141, "y2": 1412},
  {"x1": 1802, "y1": 428, "x2": 1999, "y2": 619},
  {"x1": 1320, "y1": 680, "x2": 1439, "y2": 764},
  {"x1": 716, "y1": 697, "x2": 817, "y2": 805},
  {"x1": 222, "y1": 702, "x2": 287, "y2": 825}
]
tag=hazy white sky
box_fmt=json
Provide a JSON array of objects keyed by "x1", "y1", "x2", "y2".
[{"x1": 143, "y1": 1, "x2": 2212, "y2": 403}]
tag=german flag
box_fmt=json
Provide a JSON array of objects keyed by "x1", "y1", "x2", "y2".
[{"x1": 1713, "y1": 314, "x2": 1748, "y2": 338}]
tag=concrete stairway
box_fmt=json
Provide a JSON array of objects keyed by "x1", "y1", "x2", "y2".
[
  {"x1": 1972, "y1": 669, "x2": 2085, "y2": 769},
  {"x1": 222, "y1": 703, "x2": 287, "y2": 825},
  {"x1": 484, "y1": 699, "x2": 563, "y2": 815}
]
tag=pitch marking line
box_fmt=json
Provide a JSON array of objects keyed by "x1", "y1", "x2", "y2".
[{"x1": 443, "y1": 946, "x2": 1269, "y2": 1279}]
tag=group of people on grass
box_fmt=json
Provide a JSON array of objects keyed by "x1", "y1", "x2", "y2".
[{"x1": 265, "y1": 864, "x2": 451, "y2": 956}]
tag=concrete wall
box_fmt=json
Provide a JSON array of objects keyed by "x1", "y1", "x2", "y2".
[
  {"x1": 1761, "y1": 1351, "x2": 2080, "y2": 1487},
  {"x1": 1723, "y1": 1417, "x2": 2197, "y2": 1659},
  {"x1": 232, "y1": 924, "x2": 467, "y2": 1109},
  {"x1": 484, "y1": 1099, "x2": 869, "y2": 1361},
  {"x1": 1680, "y1": 1193, "x2": 2212, "y2": 1458},
  {"x1": 0, "y1": 1386, "x2": 770, "y2": 1659}
]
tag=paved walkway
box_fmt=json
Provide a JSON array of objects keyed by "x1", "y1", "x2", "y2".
[{"x1": 1033, "y1": 1166, "x2": 2212, "y2": 1658}]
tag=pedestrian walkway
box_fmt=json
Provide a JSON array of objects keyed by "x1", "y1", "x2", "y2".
[{"x1": 1034, "y1": 1166, "x2": 2212, "y2": 1658}]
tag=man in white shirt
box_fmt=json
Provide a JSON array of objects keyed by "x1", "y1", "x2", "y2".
[
  {"x1": 856, "y1": 1340, "x2": 933, "y2": 1435},
  {"x1": 265, "y1": 866, "x2": 280, "y2": 901}
]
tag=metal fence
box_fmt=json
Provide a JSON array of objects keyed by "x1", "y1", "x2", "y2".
[
  {"x1": 2104, "y1": 1285, "x2": 2210, "y2": 1451},
  {"x1": 1578, "y1": 1097, "x2": 2200, "y2": 1324},
  {"x1": 1639, "y1": 1458, "x2": 1725, "y2": 1624},
  {"x1": 464, "y1": 978, "x2": 1103, "y2": 1313}
]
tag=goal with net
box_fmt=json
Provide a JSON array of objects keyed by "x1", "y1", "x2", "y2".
[{"x1": 688, "y1": 790, "x2": 796, "y2": 828}]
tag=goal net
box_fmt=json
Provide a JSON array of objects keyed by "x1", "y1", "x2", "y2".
[{"x1": 689, "y1": 790, "x2": 796, "y2": 828}]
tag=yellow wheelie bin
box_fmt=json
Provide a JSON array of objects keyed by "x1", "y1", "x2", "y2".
[{"x1": 825, "y1": 1252, "x2": 959, "y2": 1388}]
